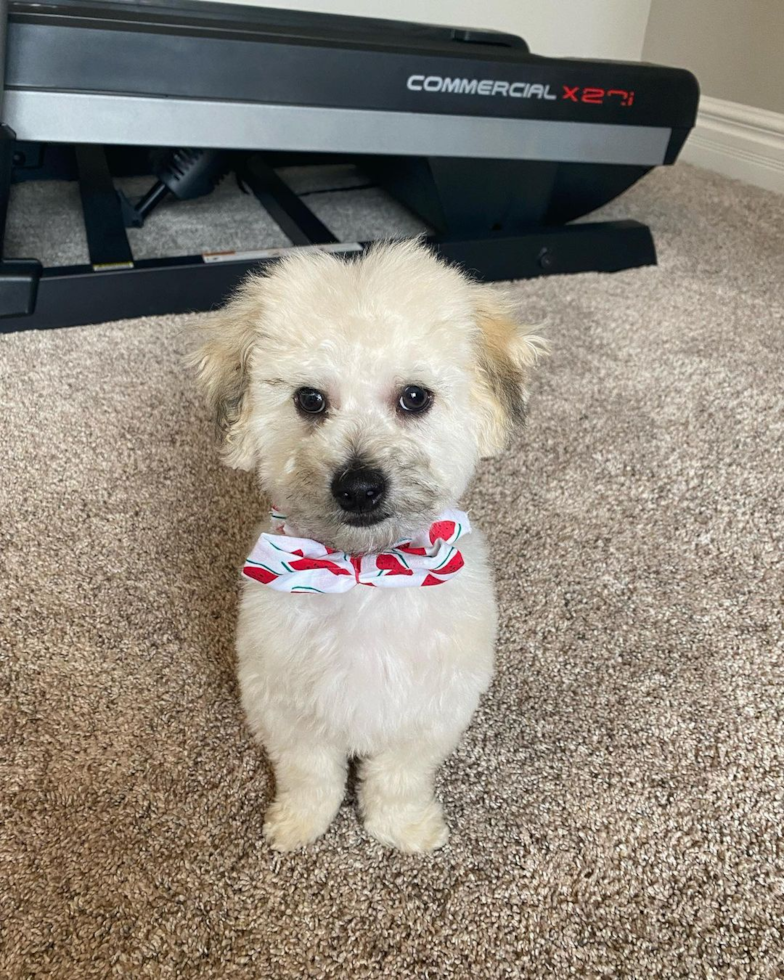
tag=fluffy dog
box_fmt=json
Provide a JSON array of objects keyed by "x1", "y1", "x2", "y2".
[{"x1": 192, "y1": 240, "x2": 544, "y2": 852}]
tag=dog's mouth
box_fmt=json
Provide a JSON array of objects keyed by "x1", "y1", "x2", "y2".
[{"x1": 341, "y1": 512, "x2": 390, "y2": 528}]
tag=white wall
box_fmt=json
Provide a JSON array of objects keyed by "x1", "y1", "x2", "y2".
[
  {"x1": 643, "y1": 0, "x2": 784, "y2": 115},
  {"x1": 208, "y1": 0, "x2": 653, "y2": 61},
  {"x1": 643, "y1": 0, "x2": 784, "y2": 193}
]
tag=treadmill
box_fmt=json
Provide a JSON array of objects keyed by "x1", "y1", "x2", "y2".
[{"x1": 0, "y1": 0, "x2": 699, "y2": 332}]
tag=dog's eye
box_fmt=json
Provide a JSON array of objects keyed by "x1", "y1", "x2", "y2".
[
  {"x1": 294, "y1": 387, "x2": 327, "y2": 415},
  {"x1": 398, "y1": 385, "x2": 433, "y2": 415}
]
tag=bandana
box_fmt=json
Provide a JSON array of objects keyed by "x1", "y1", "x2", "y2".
[{"x1": 242, "y1": 509, "x2": 471, "y2": 594}]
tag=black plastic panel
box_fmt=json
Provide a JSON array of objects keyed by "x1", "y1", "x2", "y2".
[
  {"x1": 7, "y1": 1, "x2": 699, "y2": 129},
  {"x1": 8, "y1": 0, "x2": 526, "y2": 51}
]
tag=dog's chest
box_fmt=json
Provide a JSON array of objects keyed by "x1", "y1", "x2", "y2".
[{"x1": 237, "y1": 533, "x2": 496, "y2": 750}]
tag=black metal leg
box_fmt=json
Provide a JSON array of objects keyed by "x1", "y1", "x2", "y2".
[
  {"x1": 0, "y1": 125, "x2": 42, "y2": 318},
  {"x1": 75, "y1": 144, "x2": 134, "y2": 268},
  {"x1": 239, "y1": 156, "x2": 338, "y2": 246},
  {"x1": 0, "y1": 123, "x2": 14, "y2": 260}
]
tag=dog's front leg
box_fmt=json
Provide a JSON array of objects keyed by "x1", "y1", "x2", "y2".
[
  {"x1": 359, "y1": 735, "x2": 458, "y2": 853},
  {"x1": 263, "y1": 740, "x2": 347, "y2": 852}
]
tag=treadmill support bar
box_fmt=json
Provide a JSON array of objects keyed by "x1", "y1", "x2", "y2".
[
  {"x1": 75, "y1": 144, "x2": 134, "y2": 267},
  {"x1": 239, "y1": 156, "x2": 338, "y2": 246}
]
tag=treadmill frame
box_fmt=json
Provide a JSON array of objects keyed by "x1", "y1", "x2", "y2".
[{"x1": 0, "y1": 0, "x2": 664, "y2": 333}]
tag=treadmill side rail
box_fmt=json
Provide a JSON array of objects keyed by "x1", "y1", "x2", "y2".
[{"x1": 4, "y1": 91, "x2": 674, "y2": 166}]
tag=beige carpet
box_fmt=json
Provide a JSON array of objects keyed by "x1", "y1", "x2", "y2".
[{"x1": 2, "y1": 164, "x2": 783, "y2": 978}]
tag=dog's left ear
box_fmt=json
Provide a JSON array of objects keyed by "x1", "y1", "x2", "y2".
[
  {"x1": 187, "y1": 275, "x2": 264, "y2": 470},
  {"x1": 470, "y1": 287, "x2": 548, "y2": 457}
]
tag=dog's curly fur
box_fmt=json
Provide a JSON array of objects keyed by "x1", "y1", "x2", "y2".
[{"x1": 191, "y1": 241, "x2": 545, "y2": 852}]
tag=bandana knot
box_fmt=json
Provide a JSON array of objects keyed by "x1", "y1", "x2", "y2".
[{"x1": 242, "y1": 510, "x2": 470, "y2": 594}]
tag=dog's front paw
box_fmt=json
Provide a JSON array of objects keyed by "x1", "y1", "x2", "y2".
[
  {"x1": 263, "y1": 798, "x2": 335, "y2": 852},
  {"x1": 364, "y1": 800, "x2": 449, "y2": 854}
]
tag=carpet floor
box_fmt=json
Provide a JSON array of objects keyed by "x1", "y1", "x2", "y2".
[{"x1": 1, "y1": 164, "x2": 783, "y2": 979}]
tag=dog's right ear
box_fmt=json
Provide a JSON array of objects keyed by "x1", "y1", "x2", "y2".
[{"x1": 187, "y1": 275, "x2": 264, "y2": 470}]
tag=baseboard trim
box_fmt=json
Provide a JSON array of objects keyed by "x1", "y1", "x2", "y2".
[{"x1": 681, "y1": 95, "x2": 784, "y2": 194}]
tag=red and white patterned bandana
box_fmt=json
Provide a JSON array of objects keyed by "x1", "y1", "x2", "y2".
[{"x1": 242, "y1": 509, "x2": 471, "y2": 594}]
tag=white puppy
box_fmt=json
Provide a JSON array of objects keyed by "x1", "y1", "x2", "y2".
[{"x1": 192, "y1": 240, "x2": 544, "y2": 852}]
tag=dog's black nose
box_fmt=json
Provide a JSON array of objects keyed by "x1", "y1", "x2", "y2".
[{"x1": 331, "y1": 466, "x2": 387, "y2": 514}]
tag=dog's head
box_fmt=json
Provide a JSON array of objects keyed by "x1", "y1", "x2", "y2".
[{"x1": 191, "y1": 241, "x2": 545, "y2": 553}]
